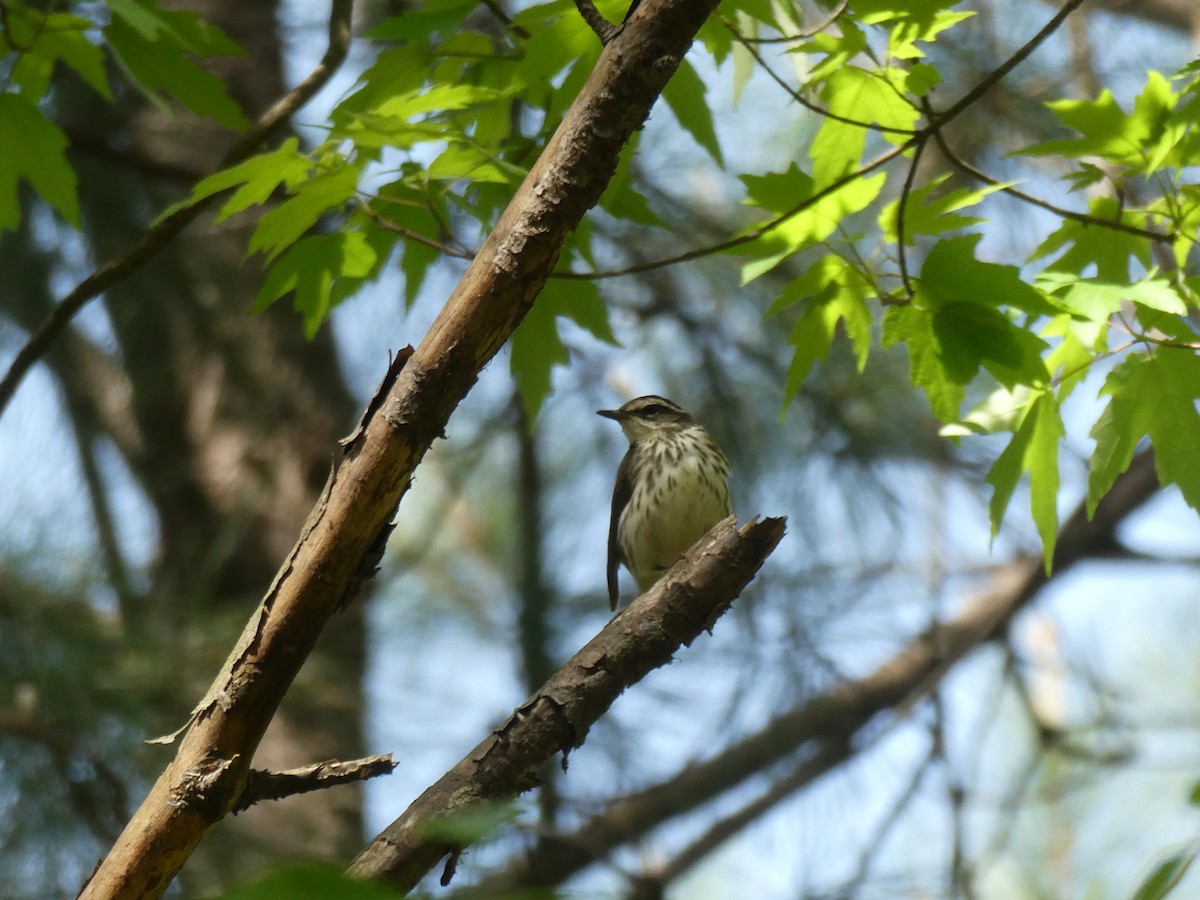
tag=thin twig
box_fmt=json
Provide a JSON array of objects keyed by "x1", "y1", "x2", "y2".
[
  {"x1": 572, "y1": 0, "x2": 619, "y2": 43},
  {"x1": 358, "y1": 201, "x2": 475, "y2": 260},
  {"x1": 896, "y1": 134, "x2": 929, "y2": 297},
  {"x1": 920, "y1": 97, "x2": 1171, "y2": 244},
  {"x1": 928, "y1": 0, "x2": 1087, "y2": 128},
  {"x1": 737, "y1": 0, "x2": 852, "y2": 43},
  {"x1": 723, "y1": 18, "x2": 918, "y2": 136},
  {"x1": 556, "y1": 0, "x2": 1092, "y2": 282},
  {"x1": 0, "y1": 0, "x2": 356, "y2": 419},
  {"x1": 235, "y1": 754, "x2": 396, "y2": 812},
  {"x1": 551, "y1": 141, "x2": 912, "y2": 279}
]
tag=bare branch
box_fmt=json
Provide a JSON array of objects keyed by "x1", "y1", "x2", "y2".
[
  {"x1": 345, "y1": 515, "x2": 789, "y2": 891},
  {"x1": 736, "y1": 0, "x2": 852, "y2": 42},
  {"x1": 235, "y1": 755, "x2": 397, "y2": 812},
  {"x1": 930, "y1": 0, "x2": 1088, "y2": 127},
  {"x1": 551, "y1": 141, "x2": 911, "y2": 280},
  {"x1": 896, "y1": 134, "x2": 929, "y2": 297}
]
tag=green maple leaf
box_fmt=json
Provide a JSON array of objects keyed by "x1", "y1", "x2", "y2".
[
  {"x1": 1089, "y1": 349, "x2": 1200, "y2": 517},
  {"x1": 987, "y1": 392, "x2": 1064, "y2": 568},
  {"x1": 511, "y1": 279, "x2": 617, "y2": 420}
]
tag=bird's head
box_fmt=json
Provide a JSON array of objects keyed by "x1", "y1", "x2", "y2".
[{"x1": 598, "y1": 395, "x2": 695, "y2": 442}]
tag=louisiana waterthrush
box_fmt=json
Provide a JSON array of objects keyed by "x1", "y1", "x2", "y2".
[{"x1": 598, "y1": 395, "x2": 732, "y2": 610}]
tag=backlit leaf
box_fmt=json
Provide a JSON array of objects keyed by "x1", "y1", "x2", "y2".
[
  {"x1": 986, "y1": 392, "x2": 1063, "y2": 567},
  {"x1": 511, "y1": 279, "x2": 617, "y2": 420}
]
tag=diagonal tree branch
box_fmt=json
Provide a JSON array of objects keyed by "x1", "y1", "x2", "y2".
[
  {"x1": 0, "y1": 0, "x2": 355, "y2": 419},
  {"x1": 485, "y1": 450, "x2": 1161, "y2": 893},
  {"x1": 76, "y1": 1, "x2": 726, "y2": 896},
  {"x1": 346, "y1": 515, "x2": 787, "y2": 891}
]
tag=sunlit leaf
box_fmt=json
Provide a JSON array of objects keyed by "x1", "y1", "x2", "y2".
[
  {"x1": 879, "y1": 177, "x2": 1011, "y2": 243},
  {"x1": 1089, "y1": 349, "x2": 1200, "y2": 517},
  {"x1": 249, "y1": 166, "x2": 361, "y2": 262},
  {"x1": 10, "y1": 11, "x2": 111, "y2": 101},
  {"x1": 986, "y1": 392, "x2": 1063, "y2": 567},
  {"x1": 187, "y1": 138, "x2": 311, "y2": 222},
  {"x1": 773, "y1": 256, "x2": 874, "y2": 410},
  {"x1": 256, "y1": 231, "x2": 377, "y2": 337}
]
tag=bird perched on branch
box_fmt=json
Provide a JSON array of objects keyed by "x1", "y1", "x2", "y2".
[{"x1": 598, "y1": 395, "x2": 732, "y2": 610}]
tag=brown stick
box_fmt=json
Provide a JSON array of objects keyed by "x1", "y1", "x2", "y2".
[{"x1": 235, "y1": 755, "x2": 397, "y2": 812}]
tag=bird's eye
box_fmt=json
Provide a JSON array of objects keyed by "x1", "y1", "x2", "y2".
[{"x1": 641, "y1": 403, "x2": 670, "y2": 417}]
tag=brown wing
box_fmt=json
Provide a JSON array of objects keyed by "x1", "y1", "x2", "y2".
[{"x1": 607, "y1": 446, "x2": 635, "y2": 611}]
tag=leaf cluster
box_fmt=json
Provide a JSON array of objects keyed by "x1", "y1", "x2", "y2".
[
  {"x1": 724, "y1": 1, "x2": 1200, "y2": 566},
  {"x1": 3, "y1": 0, "x2": 1200, "y2": 564}
]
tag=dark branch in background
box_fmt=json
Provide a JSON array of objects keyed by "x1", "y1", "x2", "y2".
[
  {"x1": 60, "y1": 131, "x2": 207, "y2": 185},
  {"x1": 67, "y1": 415, "x2": 136, "y2": 611},
  {"x1": 478, "y1": 0, "x2": 531, "y2": 38},
  {"x1": 515, "y1": 398, "x2": 556, "y2": 688},
  {"x1": 234, "y1": 755, "x2": 396, "y2": 812},
  {"x1": 484, "y1": 450, "x2": 1161, "y2": 894},
  {"x1": 635, "y1": 739, "x2": 853, "y2": 895},
  {"x1": 934, "y1": 694, "x2": 971, "y2": 898},
  {"x1": 0, "y1": 0, "x2": 356, "y2": 419},
  {"x1": 0, "y1": 712, "x2": 130, "y2": 844},
  {"x1": 345, "y1": 516, "x2": 787, "y2": 892},
  {"x1": 513, "y1": 397, "x2": 561, "y2": 830}
]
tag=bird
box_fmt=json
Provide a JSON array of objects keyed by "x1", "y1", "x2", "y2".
[{"x1": 598, "y1": 395, "x2": 732, "y2": 610}]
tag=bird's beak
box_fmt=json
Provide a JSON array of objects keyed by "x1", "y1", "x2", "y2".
[{"x1": 597, "y1": 408, "x2": 623, "y2": 421}]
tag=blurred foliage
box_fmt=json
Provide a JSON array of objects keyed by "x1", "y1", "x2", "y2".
[{"x1": 2, "y1": 0, "x2": 1200, "y2": 897}]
